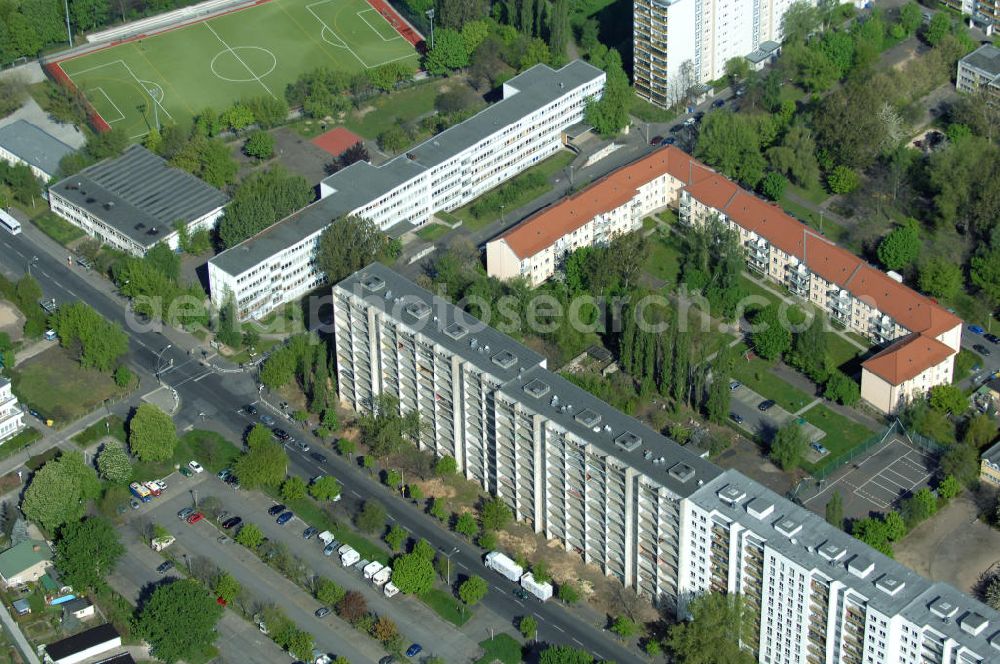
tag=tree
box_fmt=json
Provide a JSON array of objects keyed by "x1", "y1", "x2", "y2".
[
  {"x1": 695, "y1": 111, "x2": 767, "y2": 187},
  {"x1": 113, "y1": 364, "x2": 133, "y2": 388},
  {"x1": 877, "y1": 220, "x2": 921, "y2": 271},
  {"x1": 55, "y1": 517, "x2": 124, "y2": 591},
  {"x1": 218, "y1": 167, "x2": 313, "y2": 247},
  {"x1": 815, "y1": 79, "x2": 885, "y2": 169},
  {"x1": 899, "y1": 1, "x2": 922, "y2": 33},
  {"x1": 429, "y1": 497, "x2": 448, "y2": 521},
  {"x1": 424, "y1": 28, "x2": 469, "y2": 74},
  {"x1": 309, "y1": 476, "x2": 342, "y2": 502},
  {"x1": 918, "y1": 257, "x2": 962, "y2": 299},
  {"x1": 750, "y1": 305, "x2": 792, "y2": 361},
  {"x1": 391, "y1": 553, "x2": 435, "y2": 595},
  {"x1": 929, "y1": 384, "x2": 968, "y2": 415},
  {"x1": 971, "y1": 246, "x2": 1000, "y2": 305},
  {"x1": 760, "y1": 171, "x2": 787, "y2": 201},
  {"x1": 215, "y1": 572, "x2": 241, "y2": 604},
  {"x1": 454, "y1": 512, "x2": 478, "y2": 538},
  {"x1": 139, "y1": 578, "x2": 223, "y2": 663},
  {"x1": 437, "y1": 0, "x2": 487, "y2": 29},
  {"x1": 371, "y1": 615, "x2": 399, "y2": 644},
  {"x1": 667, "y1": 592, "x2": 756, "y2": 664},
  {"x1": 769, "y1": 422, "x2": 808, "y2": 471},
  {"x1": 986, "y1": 577, "x2": 1000, "y2": 610},
  {"x1": 315, "y1": 577, "x2": 345, "y2": 606},
  {"x1": 611, "y1": 614, "x2": 638, "y2": 639},
  {"x1": 244, "y1": 130, "x2": 274, "y2": 160},
  {"x1": 964, "y1": 414, "x2": 998, "y2": 448},
  {"x1": 902, "y1": 487, "x2": 939, "y2": 529},
  {"x1": 243, "y1": 95, "x2": 288, "y2": 129},
  {"x1": 724, "y1": 56, "x2": 750, "y2": 83},
  {"x1": 97, "y1": 441, "x2": 133, "y2": 483},
  {"x1": 411, "y1": 538, "x2": 435, "y2": 562},
  {"x1": 385, "y1": 525, "x2": 407, "y2": 551},
  {"x1": 368, "y1": 61, "x2": 412, "y2": 92},
  {"x1": 788, "y1": 314, "x2": 828, "y2": 383},
  {"x1": 852, "y1": 517, "x2": 892, "y2": 556},
  {"x1": 782, "y1": 0, "x2": 820, "y2": 42},
  {"x1": 22, "y1": 452, "x2": 101, "y2": 532},
  {"x1": 480, "y1": 496, "x2": 512, "y2": 531},
  {"x1": 583, "y1": 49, "x2": 630, "y2": 137},
  {"x1": 883, "y1": 511, "x2": 907, "y2": 542},
  {"x1": 940, "y1": 442, "x2": 978, "y2": 487},
  {"x1": 458, "y1": 575, "x2": 488, "y2": 605},
  {"x1": 937, "y1": 475, "x2": 961, "y2": 500},
  {"x1": 286, "y1": 630, "x2": 314, "y2": 662},
  {"x1": 234, "y1": 428, "x2": 287, "y2": 489},
  {"x1": 924, "y1": 12, "x2": 951, "y2": 46},
  {"x1": 236, "y1": 523, "x2": 264, "y2": 548},
  {"x1": 519, "y1": 614, "x2": 538, "y2": 640},
  {"x1": 824, "y1": 371, "x2": 860, "y2": 406},
  {"x1": 358, "y1": 394, "x2": 421, "y2": 458},
  {"x1": 222, "y1": 103, "x2": 254, "y2": 132},
  {"x1": 355, "y1": 500, "x2": 386, "y2": 534},
  {"x1": 547, "y1": 0, "x2": 569, "y2": 59},
  {"x1": 50, "y1": 301, "x2": 128, "y2": 372},
  {"x1": 377, "y1": 126, "x2": 410, "y2": 153},
  {"x1": 539, "y1": 645, "x2": 593, "y2": 664},
  {"x1": 435, "y1": 455, "x2": 457, "y2": 476},
  {"x1": 129, "y1": 404, "x2": 177, "y2": 462},
  {"x1": 336, "y1": 590, "x2": 367, "y2": 624},
  {"x1": 316, "y1": 215, "x2": 399, "y2": 285},
  {"x1": 558, "y1": 582, "x2": 580, "y2": 604},
  {"x1": 825, "y1": 491, "x2": 844, "y2": 530},
  {"x1": 280, "y1": 476, "x2": 306, "y2": 501},
  {"x1": 169, "y1": 136, "x2": 237, "y2": 188}
]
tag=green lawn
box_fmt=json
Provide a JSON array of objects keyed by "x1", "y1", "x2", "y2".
[
  {"x1": 474, "y1": 634, "x2": 523, "y2": 664},
  {"x1": 786, "y1": 182, "x2": 830, "y2": 206},
  {"x1": 32, "y1": 212, "x2": 84, "y2": 246},
  {"x1": 826, "y1": 333, "x2": 864, "y2": 370},
  {"x1": 420, "y1": 587, "x2": 472, "y2": 626},
  {"x1": 801, "y1": 404, "x2": 878, "y2": 473},
  {"x1": 0, "y1": 428, "x2": 42, "y2": 462},
  {"x1": 731, "y1": 343, "x2": 815, "y2": 413},
  {"x1": 450, "y1": 151, "x2": 576, "y2": 231},
  {"x1": 223, "y1": 336, "x2": 280, "y2": 366},
  {"x1": 72, "y1": 415, "x2": 127, "y2": 448},
  {"x1": 954, "y1": 348, "x2": 982, "y2": 383},
  {"x1": 56, "y1": 0, "x2": 419, "y2": 138},
  {"x1": 644, "y1": 232, "x2": 684, "y2": 285},
  {"x1": 341, "y1": 78, "x2": 445, "y2": 139},
  {"x1": 416, "y1": 223, "x2": 450, "y2": 242},
  {"x1": 10, "y1": 347, "x2": 126, "y2": 426},
  {"x1": 778, "y1": 196, "x2": 848, "y2": 243},
  {"x1": 132, "y1": 429, "x2": 242, "y2": 479}
]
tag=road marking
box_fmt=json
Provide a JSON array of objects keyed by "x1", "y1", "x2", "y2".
[
  {"x1": 457, "y1": 561, "x2": 467, "y2": 570},
  {"x1": 193, "y1": 372, "x2": 211, "y2": 382},
  {"x1": 553, "y1": 624, "x2": 565, "y2": 633},
  {"x1": 572, "y1": 638, "x2": 584, "y2": 646},
  {"x1": 493, "y1": 585, "x2": 504, "y2": 592},
  {"x1": 513, "y1": 599, "x2": 523, "y2": 607},
  {"x1": 40, "y1": 271, "x2": 50, "y2": 278},
  {"x1": 351, "y1": 490, "x2": 361, "y2": 497}
]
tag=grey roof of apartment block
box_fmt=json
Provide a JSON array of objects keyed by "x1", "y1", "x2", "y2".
[
  {"x1": 51, "y1": 145, "x2": 228, "y2": 249},
  {"x1": 0, "y1": 120, "x2": 75, "y2": 177},
  {"x1": 499, "y1": 364, "x2": 722, "y2": 498},
  {"x1": 208, "y1": 60, "x2": 604, "y2": 279},
  {"x1": 690, "y1": 469, "x2": 1000, "y2": 654},
  {"x1": 961, "y1": 43, "x2": 1000, "y2": 77},
  {"x1": 335, "y1": 262, "x2": 546, "y2": 383}
]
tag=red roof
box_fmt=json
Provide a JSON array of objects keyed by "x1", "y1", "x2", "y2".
[
  {"x1": 311, "y1": 127, "x2": 363, "y2": 157},
  {"x1": 861, "y1": 333, "x2": 955, "y2": 385}
]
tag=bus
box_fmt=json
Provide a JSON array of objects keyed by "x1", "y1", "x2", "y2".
[{"x1": 0, "y1": 210, "x2": 20, "y2": 235}]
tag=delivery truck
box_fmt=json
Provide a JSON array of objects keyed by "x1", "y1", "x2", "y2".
[
  {"x1": 519, "y1": 572, "x2": 553, "y2": 602},
  {"x1": 484, "y1": 551, "x2": 522, "y2": 582}
]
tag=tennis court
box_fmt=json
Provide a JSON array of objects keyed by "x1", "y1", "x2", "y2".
[{"x1": 54, "y1": 0, "x2": 420, "y2": 139}]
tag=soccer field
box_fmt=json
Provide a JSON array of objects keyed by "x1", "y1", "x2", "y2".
[{"x1": 55, "y1": 0, "x2": 420, "y2": 139}]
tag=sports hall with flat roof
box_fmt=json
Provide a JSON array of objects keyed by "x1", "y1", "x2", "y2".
[{"x1": 53, "y1": 0, "x2": 420, "y2": 139}]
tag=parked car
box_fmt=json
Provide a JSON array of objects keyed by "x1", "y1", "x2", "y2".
[
  {"x1": 276, "y1": 511, "x2": 294, "y2": 525},
  {"x1": 811, "y1": 442, "x2": 829, "y2": 455},
  {"x1": 267, "y1": 504, "x2": 286, "y2": 516},
  {"x1": 129, "y1": 499, "x2": 140, "y2": 510},
  {"x1": 303, "y1": 527, "x2": 318, "y2": 540},
  {"x1": 217, "y1": 469, "x2": 232, "y2": 481},
  {"x1": 222, "y1": 517, "x2": 243, "y2": 530},
  {"x1": 729, "y1": 412, "x2": 744, "y2": 424},
  {"x1": 217, "y1": 511, "x2": 230, "y2": 523},
  {"x1": 315, "y1": 607, "x2": 331, "y2": 618},
  {"x1": 649, "y1": 135, "x2": 663, "y2": 146},
  {"x1": 405, "y1": 644, "x2": 422, "y2": 658},
  {"x1": 260, "y1": 414, "x2": 276, "y2": 426},
  {"x1": 985, "y1": 333, "x2": 1000, "y2": 344},
  {"x1": 217, "y1": 535, "x2": 230, "y2": 544},
  {"x1": 179, "y1": 466, "x2": 193, "y2": 477},
  {"x1": 669, "y1": 124, "x2": 683, "y2": 133},
  {"x1": 153, "y1": 479, "x2": 167, "y2": 492},
  {"x1": 513, "y1": 588, "x2": 530, "y2": 601},
  {"x1": 244, "y1": 404, "x2": 257, "y2": 416},
  {"x1": 188, "y1": 460, "x2": 204, "y2": 474},
  {"x1": 974, "y1": 344, "x2": 992, "y2": 356},
  {"x1": 757, "y1": 399, "x2": 776, "y2": 412},
  {"x1": 177, "y1": 507, "x2": 194, "y2": 520},
  {"x1": 662, "y1": 136, "x2": 676, "y2": 145},
  {"x1": 272, "y1": 428, "x2": 290, "y2": 441},
  {"x1": 711, "y1": 98, "x2": 725, "y2": 108},
  {"x1": 156, "y1": 561, "x2": 174, "y2": 574},
  {"x1": 323, "y1": 542, "x2": 338, "y2": 556},
  {"x1": 295, "y1": 440, "x2": 310, "y2": 452},
  {"x1": 969, "y1": 324, "x2": 985, "y2": 335},
  {"x1": 186, "y1": 512, "x2": 205, "y2": 524},
  {"x1": 310, "y1": 452, "x2": 328, "y2": 464},
  {"x1": 729, "y1": 380, "x2": 742, "y2": 391}
]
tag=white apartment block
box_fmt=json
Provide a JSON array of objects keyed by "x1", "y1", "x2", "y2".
[
  {"x1": 955, "y1": 43, "x2": 1000, "y2": 99},
  {"x1": 333, "y1": 264, "x2": 1000, "y2": 662},
  {"x1": 486, "y1": 147, "x2": 713, "y2": 285},
  {"x1": 684, "y1": 470, "x2": 1000, "y2": 664},
  {"x1": 209, "y1": 61, "x2": 606, "y2": 321},
  {"x1": 0, "y1": 378, "x2": 25, "y2": 443},
  {"x1": 633, "y1": 0, "x2": 865, "y2": 107},
  {"x1": 49, "y1": 145, "x2": 228, "y2": 257}
]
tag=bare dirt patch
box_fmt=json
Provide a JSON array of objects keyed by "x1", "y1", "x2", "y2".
[{"x1": 0, "y1": 300, "x2": 24, "y2": 342}]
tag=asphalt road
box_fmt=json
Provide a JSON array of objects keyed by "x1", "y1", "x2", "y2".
[{"x1": 0, "y1": 227, "x2": 642, "y2": 662}]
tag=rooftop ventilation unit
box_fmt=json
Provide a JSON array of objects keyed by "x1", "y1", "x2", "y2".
[
  {"x1": 717, "y1": 485, "x2": 747, "y2": 505},
  {"x1": 875, "y1": 575, "x2": 905, "y2": 596},
  {"x1": 523, "y1": 379, "x2": 550, "y2": 398},
  {"x1": 959, "y1": 612, "x2": 988, "y2": 636},
  {"x1": 847, "y1": 555, "x2": 874, "y2": 579},
  {"x1": 668, "y1": 463, "x2": 695, "y2": 483},
  {"x1": 148, "y1": 227, "x2": 159, "y2": 235},
  {"x1": 361, "y1": 274, "x2": 385, "y2": 292},
  {"x1": 774, "y1": 517, "x2": 802, "y2": 538},
  {"x1": 614, "y1": 431, "x2": 642, "y2": 452},
  {"x1": 990, "y1": 632, "x2": 1000, "y2": 652},
  {"x1": 745, "y1": 497, "x2": 774, "y2": 520},
  {"x1": 443, "y1": 322, "x2": 467, "y2": 340},
  {"x1": 929, "y1": 598, "x2": 960, "y2": 620},
  {"x1": 404, "y1": 300, "x2": 431, "y2": 319},
  {"x1": 104, "y1": 201, "x2": 115, "y2": 210},
  {"x1": 574, "y1": 409, "x2": 601, "y2": 428},
  {"x1": 135, "y1": 223, "x2": 146, "y2": 230},
  {"x1": 491, "y1": 350, "x2": 517, "y2": 369},
  {"x1": 818, "y1": 542, "x2": 847, "y2": 562}
]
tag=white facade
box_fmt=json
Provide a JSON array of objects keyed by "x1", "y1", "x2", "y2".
[
  {"x1": 210, "y1": 61, "x2": 606, "y2": 321},
  {"x1": 0, "y1": 378, "x2": 25, "y2": 443}
]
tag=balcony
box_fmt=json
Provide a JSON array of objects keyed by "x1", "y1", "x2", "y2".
[{"x1": 787, "y1": 265, "x2": 810, "y2": 296}]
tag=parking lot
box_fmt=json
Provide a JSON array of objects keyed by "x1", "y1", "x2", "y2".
[{"x1": 802, "y1": 435, "x2": 935, "y2": 520}]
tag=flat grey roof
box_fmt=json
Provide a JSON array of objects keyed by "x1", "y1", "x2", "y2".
[
  {"x1": 691, "y1": 469, "x2": 1000, "y2": 655},
  {"x1": 499, "y1": 364, "x2": 722, "y2": 498},
  {"x1": 51, "y1": 145, "x2": 228, "y2": 249},
  {"x1": 961, "y1": 43, "x2": 1000, "y2": 78},
  {"x1": 0, "y1": 120, "x2": 75, "y2": 177},
  {"x1": 335, "y1": 263, "x2": 546, "y2": 383},
  {"x1": 209, "y1": 60, "x2": 604, "y2": 279},
  {"x1": 982, "y1": 439, "x2": 1000, "y2": 465}
]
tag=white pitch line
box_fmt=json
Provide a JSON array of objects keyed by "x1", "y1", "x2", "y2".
[
  {"x1": 62, "y1": 59, "x2": 125, "y2": 77},
  {"x1": 92, "y1": 87, "x2": 126, "y2": 123},
  {"x1": 356, "y1": 8, "x2": 403, "y2": 42},
  {"x1": 306, "y1": 0, "x2": 413, "y2": 70},
  {"x1": 120, "y1": 60, "x2": 174, "y2": 121},
  {"x1": 204, "y1": 22, "x2": 275, "y2": 98}
]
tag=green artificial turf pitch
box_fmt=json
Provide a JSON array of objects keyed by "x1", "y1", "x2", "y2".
[{"x1": 57, "y1": 0, "x2": 419, "y2": 139}]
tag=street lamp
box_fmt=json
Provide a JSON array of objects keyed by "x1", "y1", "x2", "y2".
[
  {"x1": 27, "y1": 256, "x2": 38, "y2": 277},
  {"x1": 154, "y1": 344, "x2": 173, "y2": 384},
  {"x1": 440, "y1": 546, "x2": 459, "y2": 586},
  {"x1": 425, "y1": 8, "x2": 435, "y2": 50}
]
